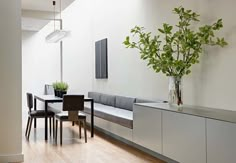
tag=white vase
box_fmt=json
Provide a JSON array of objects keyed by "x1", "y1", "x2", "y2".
[{"x1": 168, "y1": 76, "x2": 183, "y2": 106}]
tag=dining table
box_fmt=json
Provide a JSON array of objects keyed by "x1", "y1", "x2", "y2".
[{"x1": 33, "y1": 95, "x2": 94, "y2": 140}]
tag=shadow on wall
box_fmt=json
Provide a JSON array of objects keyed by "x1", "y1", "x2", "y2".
[{"x1": 22, "y1": 31, "x2": 37, "y2": 41}]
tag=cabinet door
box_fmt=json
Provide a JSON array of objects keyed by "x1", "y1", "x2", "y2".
[
  {"x1": 162, "y1": 111, "x2": 206, "y2": 163},
  {"x1": 133, "y1": 105, "x2": 162, "y2": 153},
  {"x1": 207, "y1": 119, "x2": 236, "y2": 163}
]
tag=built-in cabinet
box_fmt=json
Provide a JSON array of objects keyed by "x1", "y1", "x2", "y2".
[
  {"x1": 133, "y1": 103, "x2": 236, "y2": 163},
  {"x1": 133, "y1": 105, "x2": 162, "y2": 153},
  {"x1": 162, "y1": 111, "x2": 206, "y2": 163},
  {"x1": 207, "y1": 119, "x2": 236, "y2": 163},
  {"x1": 85, "y1": 102, "x2": 236, "y2": 163}
]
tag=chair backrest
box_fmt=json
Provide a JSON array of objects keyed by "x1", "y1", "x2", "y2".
[
  {"x1": 63, "y1": 95, "x2": 84, "y2": 111},
  {"x1": 45, "y1": 84, "x2": 54, "y2": 95},
  {"x1": 26, "y1": 93, "x2": 33, "y2": 112},
  {"x1": 63, "y1": 95, "x2": 84, "y2": 121}
]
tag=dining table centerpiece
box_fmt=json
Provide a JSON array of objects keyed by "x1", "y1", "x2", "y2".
[
  {"x1": 123, "y1": 6, "x2": 227, "y2": 106},
  {"x1": 52, "y1": 81, "x2": 69, "y2": 98}
]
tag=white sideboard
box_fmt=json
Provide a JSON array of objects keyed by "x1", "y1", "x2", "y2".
[
  {"x1": 207, "y1": 119, "x2": 236, "y2": 163},
  {"x1": 162, "y1": 111, "x2": 206, "y2": 163},
  {"x1": 133, "y1": 105, "x2": 162, "y2": 153},
  {"x1": 133, "y1": 103, "x2": 236, "y2": 163}
]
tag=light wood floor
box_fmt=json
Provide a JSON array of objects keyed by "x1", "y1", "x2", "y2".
[{"x1": 22, "y1": 113, "x2": 165, "y2": 163}]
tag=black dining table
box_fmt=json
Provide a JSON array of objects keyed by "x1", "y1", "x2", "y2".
[{"x1": 34, "y1": 95, "x2": 94, "y2": 140}]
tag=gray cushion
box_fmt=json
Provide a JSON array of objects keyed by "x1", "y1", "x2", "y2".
[
  {"x1": 100, "y1": 93, "x2": 116, "y2": 107},
  {"x1": 84, "y1": 103, "x2": 133, "y2": 129},
  {"x1": 48, "y1": 103, "x2": 63, "y2": 114},
  {"x1": 115, "y1": 96, "x2": 135, "y2": 111},
  {"x1": 88, "y1": 92, "x2": 101, "y2": 103}
]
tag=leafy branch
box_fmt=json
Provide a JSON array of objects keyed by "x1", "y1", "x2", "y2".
[{"x1": 123, "y1": 6, "x2": 228, "y2": 77}]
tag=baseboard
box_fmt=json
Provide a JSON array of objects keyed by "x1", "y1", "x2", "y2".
[
  {"x1": 0, "y1": 153, "x2": 24, "y2": 163},
  {"x1": 94, "y1": 126, "x2": 178, "y2": 163}
]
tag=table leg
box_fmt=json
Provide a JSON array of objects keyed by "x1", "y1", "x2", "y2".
[
  {"x1": 91, "y1": 100, "x2": 94, "y2": 137},
  {"x1": 45, "y1": 101, "x2": 48, "y2": 140},
  {"x1": 34, "y1": 98, "x2": 37, "y2": 128}
]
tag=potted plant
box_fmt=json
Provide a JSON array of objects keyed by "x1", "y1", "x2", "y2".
[
  {"x1": 52, "y1": 82, "x2": 59, "y2": 97},
  {"x1": 123, "y1": 6, "x2": 227, "y2": 106},
  {"x1": 52, "y1": 81, "x2": 69, "y2": 98}
]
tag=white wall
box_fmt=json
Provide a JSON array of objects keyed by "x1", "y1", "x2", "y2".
[
  {"x1": 90, "y1": 0, "x2": 236, "y2": 110},
  {"x1": 22, "y1": 23, "x2": 60, "y2": 110},
  {"x1": 0, "y1": 0, "x2": 23, "y2": 162},
  {"x1": 62, "y1": 0, "x2": 93, "y2": 94},
  {"x1": 23, "y1": 0, "x2": 236, "y2": 111},
  {"x1": 91, "y1": 0, "x2": 169, "y2": 100},
  {"x1": 22, "y1": 0, "x2": 93, "y2": 109}
]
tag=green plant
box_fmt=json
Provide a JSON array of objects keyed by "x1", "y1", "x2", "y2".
[
  {"x1": 123, "y1": 6, "x2": 228, "y2": 77},
  {"x1": 52, "y1": 81, "x2": 69, "y2": 91},
  {"x1": 52, "y1": 82, "x2": 59, "y2": 91}
]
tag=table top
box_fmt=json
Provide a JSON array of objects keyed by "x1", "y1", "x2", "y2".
[
  {"x1": 135, "y1": 102, "x2": 236, "y2": 124},
  {"x1": 34, "y1": 94, "x2": 93, "y2": 102}
]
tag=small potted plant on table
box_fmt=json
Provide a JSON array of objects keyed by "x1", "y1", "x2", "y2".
[{"x1": 53, "y1": 81, "x2": 69, "y2": 98}]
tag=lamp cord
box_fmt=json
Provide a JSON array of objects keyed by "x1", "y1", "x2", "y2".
[
  {"x1": 53, "y1": 1, "x2": 56, "y2": 31},
  {"x1": 60, "y1": 0, "x2": 62, "y2": 20}
]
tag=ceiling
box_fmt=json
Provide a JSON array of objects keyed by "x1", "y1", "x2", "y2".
[
  {"x1": 22, "y1": 17, "x2": 51, "y2": 32},
  {"x1": 22, "y1": 0, "x2": 75, "y2": 12},
  {"x1": 22, "y1": 0, "x2": 75, "y2": 31}
]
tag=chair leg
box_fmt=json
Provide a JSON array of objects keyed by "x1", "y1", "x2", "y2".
[
  {"x1": 49, "y1": 117, "x2": 52, "y2": 136},
  {"x1": 25, "y1": 117, "x2": 30, "y2": 137},
  {"x1": 83, "y1": 120, "x2": 87, "y2": 143},
  {"x1": 34, "y1": 118, "x2": 36, "y2": 128},
  {"x1": 53, "y1": 117, "x2": 55, "y2": 138},
  {"x1": 79, "y1": 121, "x2": 81, "y2": 139},
  {"x1": 27, "y1": 117, "x2": 33, "y2": 139},
  {"x1": 55, "y1": 119, "x2": 58, "y2": 142},
  {"x1": 60, "y1": 121, "x2": 63, "y2": 145}
]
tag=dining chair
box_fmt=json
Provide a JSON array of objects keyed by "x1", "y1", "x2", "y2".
[
  {"x1": 25, "y1": 93, "x2": 55, "y2": 139},
  {"x1": 44, "y1": 84, "x2": 77, "y2": 127},
  {"x1": 45, "y1": 84, "x2": 54, "y2": 95},
  {"x1": 55, "y1": 95, "x2": 87, "y2": 145}
]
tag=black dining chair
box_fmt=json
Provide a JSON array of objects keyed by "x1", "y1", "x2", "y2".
[
  {"x1": 55, "y1": 95, "x2": 87, "y2": 145},
  {"x1": 44, "y1": 84, "x2": 76, "y2": 127},
  {"x1": 25, "y1": 93, "x2": 55, "y2": 139}
]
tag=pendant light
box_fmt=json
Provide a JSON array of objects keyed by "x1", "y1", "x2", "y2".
[{"x1": 45, "y1": 0, "x2": 70, "y2": 43}]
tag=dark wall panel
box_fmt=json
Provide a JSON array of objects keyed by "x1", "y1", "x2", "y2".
[
  {"x1": 95, "y1": 41, "x2": 101, "y2": 78},
  {"x1": 95, "y1": 38, "x2": 108, "y2": 79}
]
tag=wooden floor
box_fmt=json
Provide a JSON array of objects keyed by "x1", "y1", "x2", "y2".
[{"x1": 22, "y1": 112, "x2": 165, "y2": 163}]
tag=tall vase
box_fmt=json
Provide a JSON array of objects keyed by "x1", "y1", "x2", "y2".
[{"x1": 168, "y1": 76, "x2": 183, "y2": 106}]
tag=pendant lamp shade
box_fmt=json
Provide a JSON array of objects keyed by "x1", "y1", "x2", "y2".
[
  {"x1": 46, "y1": 29, "x2": 70, "y2": 43},
  {"x1": 45, "y1": 0, "x2": 70, "y2": 43}
]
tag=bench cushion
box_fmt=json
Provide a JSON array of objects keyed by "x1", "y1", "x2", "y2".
[
  {"x1": 48, "y1": 103, "x2": 63, "y2": 113},
  {"x1": 84, "y1": 103, "x2": 133, "y2": 129},
  {"x1": 88, "y1": 92, "x2": 101, "y2": 103},
  {"x1": 100, "y1": 93, "x2": 116, "y2": 107},
  {"x1": 115, "y1": 96, "x2": 135, "y2": 111}
]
